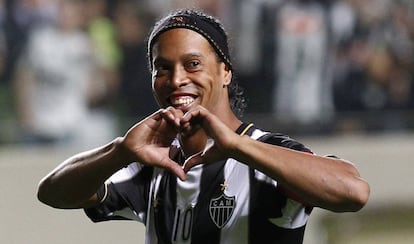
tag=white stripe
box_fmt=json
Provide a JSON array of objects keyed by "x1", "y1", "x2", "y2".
[
  {"x1": 220, "y1": 158, "x2": 250, "y2": 244},
  {"x1": 269, "y1": 198, "x2": 309, "y2": 229},
  {"x1": 250, "y1": 128, "x2": 309, "y2": 229},
  {"x1": 219, "y1": 128, "x2": 268, "y2": 244},
  {"x1": 249, "y1": 129, "x2": 279, "y2": 185},
  {"x1": 109, "y1": 207, "x2": 142, "y2": 222},
  {"x1": 108, "y1": 162, "x2": 141, "y2": 183},
  {"x1": 250, "y1": 129, "x2": 267, "y2": 140},
  {"x1": 173, "y1": 165, "x2": 203, "y2": 244},
  {"x1": 176, "y1": 165, "x2": 203, "y2": 208}
]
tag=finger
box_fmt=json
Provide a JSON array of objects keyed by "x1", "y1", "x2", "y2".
[
  {"x1": 170, "y1": 164, "x2": 187, "y2": 181},
  {"x1": 159, "y1": 108, "x2": 176, "y2": 125},
  {"x1": 181, "y1": 106, "x2": 222, "y2": 138},
  {"x1": 181, "y1": 106, "x2": 205, "y2": 124},
  {"x1": 179, "y1": 107, "x2": 206, "y2": 137},
  {"x1": 163, "y1": 158, "x2": 187, "y2": 181},
  {"x1": 160, "y1": 107, "x2": 184, "y2": 127},
  {"x1": 179, "y1": 120, "x2": 200, "y2": 138}
]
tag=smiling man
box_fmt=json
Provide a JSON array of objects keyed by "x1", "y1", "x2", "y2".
[{"x1": 37, "y1": 9, "x2": 369, "y2": 244}]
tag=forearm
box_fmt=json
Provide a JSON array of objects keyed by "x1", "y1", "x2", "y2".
[
  {"x1": 37, "y1": 137, "x2": 132, "y2": 209},
  {"x1": 231, "y1": 135, "x2": 370, "y2": 212}
]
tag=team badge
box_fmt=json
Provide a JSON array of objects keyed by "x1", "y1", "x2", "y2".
[{"x1": 209, "y1": 182, "x2": 236, "y2": 229}]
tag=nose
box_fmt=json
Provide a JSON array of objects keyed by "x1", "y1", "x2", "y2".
[{"x1": 170, "y1": 65, "x2": 189, "y2": 88}]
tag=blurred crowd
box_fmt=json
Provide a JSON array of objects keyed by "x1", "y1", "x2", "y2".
[{"x1": 0, "y1": 0, "x2": 413, "y2": 145}]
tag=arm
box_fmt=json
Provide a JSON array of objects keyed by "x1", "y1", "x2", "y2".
[
  {"x1": 232, "y1": 137, "x2": 369, "y2": 212},
  {"x1": 37, "y1": 108, "x2": 186, "y2": 209},
  {"x1": 37, "y1": 137, "x2": 131, "y2": 209},
  {"x1": 181, "y1": 106, "x2": 370, "y2": 213}
]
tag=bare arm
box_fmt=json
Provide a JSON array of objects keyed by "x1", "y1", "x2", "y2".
[
  {"x1": 231, "y1": 136, "x2": 370, "y2": 212},
  {"x1": 37, "y1": 108, "x2": 186, "y2": 209},
  {"x1": 181, "y1": 106, "x2": 370, "y2": 212},
  {"x1": 37, "y1": 138, "x2": 130, "y2": 209}
]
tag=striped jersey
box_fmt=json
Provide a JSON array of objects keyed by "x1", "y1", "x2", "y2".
[{"x1": 85, "y1": 123, "x2": 313, "y2": 243}]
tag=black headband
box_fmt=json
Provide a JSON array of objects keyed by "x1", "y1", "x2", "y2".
[{"x1": 148, "y1": 13, "x2": 232, "y2": 70}]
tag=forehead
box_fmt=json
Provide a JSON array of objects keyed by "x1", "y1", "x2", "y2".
[{"x1": 151, "y1": 29, "x2": 215, "y2": 57}]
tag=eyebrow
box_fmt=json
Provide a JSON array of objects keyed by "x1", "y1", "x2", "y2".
[
  {"x1": 153, "y1": 52, "x2": 205, "y2": 65},
  {"x1": 183, "y1": 52, "x2": 204, "y2": 59}
]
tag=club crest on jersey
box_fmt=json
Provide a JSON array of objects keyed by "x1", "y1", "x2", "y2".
[{"x1": 209, "y1": 193, "x2": 236, "y2": 229}]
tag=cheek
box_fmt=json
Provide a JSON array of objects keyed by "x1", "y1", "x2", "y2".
[
  {"x1": 152, "y1": 77, "x2": 173, "y2": 107},
  {"x1": 152, "y1": 75, "x2": 166, "y2": 91},
  {"x1": 152, "y1": 79, "x2": 163, "y2": 99}
]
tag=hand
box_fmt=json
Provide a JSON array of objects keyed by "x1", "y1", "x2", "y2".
[
  {"x1": 180, "y1": 105, "x2": 240, "y2": 172},
  {"x1": 121, "y1": 107, "x2": 186, "y2": 180}
]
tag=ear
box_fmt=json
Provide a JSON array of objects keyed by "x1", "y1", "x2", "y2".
[{"x1": 223, "y1": 64, "x2": 232, "y2": 86}]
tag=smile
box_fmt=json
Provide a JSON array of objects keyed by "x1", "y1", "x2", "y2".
[{"x1": 170, "y1": 95, "x2": 195, "y2": 107}]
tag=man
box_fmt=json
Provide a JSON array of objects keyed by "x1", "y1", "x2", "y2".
[
  {"x1": 37, "y1": 9, "x2": 369, "y2": 244},
  {"x1": 14, "y1": 0, "x2": 116, "y2": 146}
]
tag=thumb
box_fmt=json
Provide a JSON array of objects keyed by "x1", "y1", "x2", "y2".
[{"x1": 164, "y1": 159, "x2": 187, "y2": 181}]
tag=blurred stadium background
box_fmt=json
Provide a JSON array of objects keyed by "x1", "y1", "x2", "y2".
[{"x1": 1, "y1": 0, "x2": 413, "y2": 243}]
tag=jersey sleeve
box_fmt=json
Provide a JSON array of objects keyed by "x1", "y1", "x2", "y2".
[
  {"x1": 84, "y1": 163, "x2": 153, "y2": 224},
  {"x1": 257, "y1": 132, "x2": 314, "y2": 210},
  {"x1": 257, "y1": 132, "x2": 312, "y2": 154}
]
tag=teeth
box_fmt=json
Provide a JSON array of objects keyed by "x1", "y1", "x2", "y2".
[{"x1": 171, "y1": 96, "x2": 194, "y2": 106}]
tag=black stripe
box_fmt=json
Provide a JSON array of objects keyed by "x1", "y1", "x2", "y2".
[
  {"x1": 249, "y1": 167, "x2": 307, "y2": 244},
  {"x1": 191, "y1": 160, "x2": 226, "y2": 244},
  {"x1": 248, "y1": 167, "x2": 258, "y2": 244},
  {"x1": 249, "y1": 129, "x2": 309, "y2": 243},
  {"x1": 153, "y1": 170, "x2": 177, "y2": 244},
  {"x1": 235, "y1": 122, "x2": 253, "y2": 135},
  {"x1": 84, "y1": 166, "x2": 153, "y2": 223}
]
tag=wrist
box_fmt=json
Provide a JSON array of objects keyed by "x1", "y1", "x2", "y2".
[
  {"x1": 227, "y1": 134, "x2": 250, "y2": 160},
  {"x1": 112, "y1": 137, "x2": 137, "y2": 167}
]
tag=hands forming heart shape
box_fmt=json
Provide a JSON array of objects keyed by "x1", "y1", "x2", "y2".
[{"x1": 121, "y1": 105, "x2": 239, "y2": 181}]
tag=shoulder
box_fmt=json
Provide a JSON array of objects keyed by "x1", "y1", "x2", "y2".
[{"x1": 252, "y1": 128, "x2": 312, "y2": 153}]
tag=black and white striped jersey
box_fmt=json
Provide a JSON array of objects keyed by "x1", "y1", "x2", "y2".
[{"x1": 85, "y1": 123, "x2": 313, "y2": 244}]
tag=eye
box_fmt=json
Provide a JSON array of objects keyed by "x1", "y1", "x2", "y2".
[
  {"x1": 153, "y1": 63, "x2": 170, "y2": 77},
  {"x1": 185, "y1": 60, "x2": 201, "y2": 70}
]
